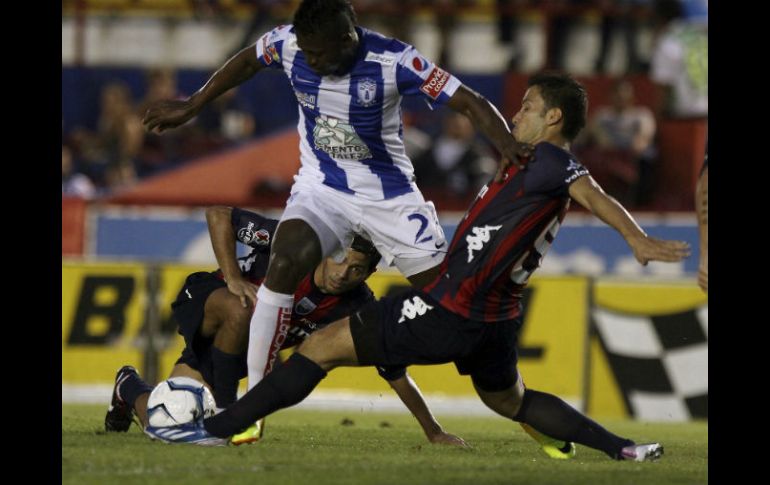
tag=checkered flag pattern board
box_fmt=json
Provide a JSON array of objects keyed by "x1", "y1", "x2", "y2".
[{"x1": 593, "y1": 305, "x2": 708, "y2": 421}]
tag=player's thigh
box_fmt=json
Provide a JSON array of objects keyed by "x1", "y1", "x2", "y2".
[
  {"x1": 297, "y1": 317, "x2": 358, "y2": 370},
  {"x1": 200, "y1": 287, "x2": 252, "y2": 339}
]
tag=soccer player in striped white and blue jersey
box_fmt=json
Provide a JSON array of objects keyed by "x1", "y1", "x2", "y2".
[
  {"x1": 143, "y1": 0, "x2": 532, "y2": 442},
  {"x1": 148, "y1": 73, "x2": 690, "y2": 462}
]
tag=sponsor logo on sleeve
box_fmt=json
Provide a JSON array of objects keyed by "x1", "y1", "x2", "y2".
[
  {"x1": 420, "y1": 67, "x2": 451, "y2": 100},
  {"x1": 412, "y1": 56, "x2": 426, "y2": 71},
  {"x1": 564, "y1": 158, "x2": 590, "y2": 184},
  {"x1": 365, "y1": 52, "x2": 395, "y2": 66}
]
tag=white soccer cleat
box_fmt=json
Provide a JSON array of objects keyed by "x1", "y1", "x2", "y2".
[{"x1": 620, "y1": 442, "x2": 664, "y2": 462}]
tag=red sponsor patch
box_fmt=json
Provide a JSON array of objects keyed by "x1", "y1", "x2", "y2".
[
  {"x1": 262, "y1": 36, "x2": 273, "y2": 65},
  {"x1": 412, "y1": 56, "x2": 424, "y2": 71},
  {"x1": 419, "y1": 67, "x2": 451, "y2": 100}
]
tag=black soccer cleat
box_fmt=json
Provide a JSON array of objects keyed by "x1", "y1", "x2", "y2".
[{"x1": 104, "y1": 365, "x2": 139, "y2": 432}]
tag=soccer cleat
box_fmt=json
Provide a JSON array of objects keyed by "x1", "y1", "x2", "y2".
[
  {"x1": 620, "y1": 442, "x2": 664, "y2": 462},
  {"x1": 144, "y1": 420, "x2": 229, "y2": 447},
  {"x1": 105, "y1": 365, "x2": 139, "y2": 432},
  {"x1": 231, "y1": 419, "x2": 265, "y2": 446},
  {"x1": 541, "y1": 440, "x2": 576, "y2": 460},
  {"x1": 520, "y1": 423, "x2": 576, "y2": 460}
]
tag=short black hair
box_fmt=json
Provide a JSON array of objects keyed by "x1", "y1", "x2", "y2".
[
  {"x1": 293, "y1": 0, "x2": 357, "y2": 38},
  {"x1": 350, "y1": 235, "x2": 381, "y2": 272},
  {"x1": 528, "y1": 72, "x2": 588, "y2": 141}
]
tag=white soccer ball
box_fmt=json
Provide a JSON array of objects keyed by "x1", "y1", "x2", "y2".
[{"x1": 146, "y1": 377, "x2": 216, "y2": 428}]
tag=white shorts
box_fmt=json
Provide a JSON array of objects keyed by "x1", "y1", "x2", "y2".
[{"x1": 280, "y1": 179, "x2": 447, "y2": 277}]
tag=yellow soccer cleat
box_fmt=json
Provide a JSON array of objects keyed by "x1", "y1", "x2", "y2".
[
  {"x1": 231, "y1": 419, "x2": 265, "y2": 446},
  {"x1": 520, "y1": 423, "x2": 576, "y2": 460}
]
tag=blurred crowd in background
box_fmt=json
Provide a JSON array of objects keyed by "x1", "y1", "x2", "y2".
[{"x1": 62, "y1": 0, "x2": 707, "y2": 210}]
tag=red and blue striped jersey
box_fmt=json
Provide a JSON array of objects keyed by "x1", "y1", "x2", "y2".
[
  {"x1": 214, "y1": 207, "x2": 375, "y2": 348},
  {"x1": 424, "y1": 142, "x2": 589, "y2": 322}
]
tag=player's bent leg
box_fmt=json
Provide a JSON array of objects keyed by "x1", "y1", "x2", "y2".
[
  {"x1": 201, "y1": 288, "x2": 251, "y2": 407},
  {"x1": 297, "y1": 316, "x2": 360, "y2": 371},
  {"x1": 246, "y1": 219, "x2": 323, "y2": 390},
  {"x1": 405, "y1": 264, "x2": 441, "y2": 289},
  {"x1": 472, "y1": 372, "x2": 575, "y2": 459},
  {"x1": 205, "y1": 318, "x2": 356, "y2": 440}
]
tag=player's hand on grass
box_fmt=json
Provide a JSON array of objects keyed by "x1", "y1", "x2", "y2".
[
  {"x1": 227, "y1": 278, "x2": 258, "y2": 308},
  {"x1": 429, "y1": 431, "x2": 469, "y2": 448},
  {"x1": 629, "y1": 236, "x2": 691, "y2": 266},
  {"x1": 142, "y1": 98, "x2": 200, "y2": 133}
]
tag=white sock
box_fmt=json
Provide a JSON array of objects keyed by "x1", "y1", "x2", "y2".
[{"x1": 246, "y1": 285, "x2": 294, "y2": 390}]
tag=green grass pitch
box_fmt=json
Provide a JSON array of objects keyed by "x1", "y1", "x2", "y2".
[{"x1": 63, "y1": 404, "x2": 707, "y2": 485}]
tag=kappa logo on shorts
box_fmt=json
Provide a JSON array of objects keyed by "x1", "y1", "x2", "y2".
[{"x1": 398, "y1": 296, "x2": 434, "y2": 323}]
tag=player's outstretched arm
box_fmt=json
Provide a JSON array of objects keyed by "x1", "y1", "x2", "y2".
[
  {"x1": 388, "y1": 372, "x2": 467, "y2": 447},
  {"x1": 568, "y1": 175, "x2": 690, "y2": 265},
  {"x1": 142, "y1": 46, "x2": 264, "y2": 133},
  {"x1": 205, "y1": 206, "x2": 258, "y2": 308},
  {"x1": 447, "y1": 85, "x2": 533, "y2": 182},
  {"x1": 695, "y1": 164, "x2": 708, "y2": 293}
]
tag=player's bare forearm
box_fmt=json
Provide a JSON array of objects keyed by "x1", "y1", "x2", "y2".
[
  {"x1": 189, "y1": 46, "x2": 263, "y2": 111},
  {"x1": 695, "y1": 165, "x2": 708, "y2": 292},
  {"x1": 389, "y1": 374, "x2": 443, "y2": 439},
  {"x1": 696, "y1": 166, "x2": 708, "y2": 251},
  {"x1": 447, "y1": 86, "x2": 530, "y2": 170},
  {"x1": 569, "y1": 176, "x2": 646, "y2": 241}
]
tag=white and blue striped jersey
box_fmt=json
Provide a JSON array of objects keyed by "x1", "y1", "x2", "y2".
[{"x1": 255, "y1": 25, "x2": 462, "y2": 201}]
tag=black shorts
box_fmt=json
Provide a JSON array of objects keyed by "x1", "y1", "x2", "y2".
[
  {"x1": 350, "y1": 289, "x2": 522, "y2": 392},
  {"x1": 171, "y1": 272, "x2": 243, "y2": 384}
]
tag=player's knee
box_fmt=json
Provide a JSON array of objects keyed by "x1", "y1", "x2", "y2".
[{"x1": 268, "y1": 251, "x2": 314, "y2": 286}]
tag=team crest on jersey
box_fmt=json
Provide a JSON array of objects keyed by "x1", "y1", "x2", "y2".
[
  {"x1": 356, "y1": 78, "x2": 378, "y2": 107},
  {"x1": 466, "y1": 224, "x2": 503, "y2": 262},
  {"x1": 294, "y1": 297, "x2": 317, "y2": 315},
  {"x1": 313, "y1": 115, "x2": 372, "y2": 160}
]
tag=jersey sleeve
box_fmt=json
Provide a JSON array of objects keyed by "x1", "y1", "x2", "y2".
[
  {"x1": 526, "y1": 143, "x2": 590, "y2": 196},
  {"x1": 254, "y1": 25, "x2": 292, "y2": 70},
  {"x1": 230, "y1": 207, "x2": 279, "y2": 252},
  {"x1": 395, "y1": 45, "x2": 461, "y2": 108}
]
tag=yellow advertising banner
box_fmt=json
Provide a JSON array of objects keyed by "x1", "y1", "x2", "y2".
[{"x1": 62, "y1": 261, "x2": 148, "y2": 382}]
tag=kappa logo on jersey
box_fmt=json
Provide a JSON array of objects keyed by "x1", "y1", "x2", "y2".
[
  {"x1": 397, "y1": 296, "x2": 434, "y2": 323},
  {"x1": 466, "y1": 225, "x2": 503, "y2": 262},
  {"x1": 356, "y1": 78, "x2": 378, "y2": 107},
  {"x1": 420, "y1": 67, "x2": 450, "y2": 99},
  {"x1": 365, "y1": 52, "x2": 395, "y2": 66},
  {"x1": 313, "y1": 115, "x2": 372, "y2": 160},
  {"x1": 564, "y1": 158, "x2": 590, "y2": 184},
  {"x1": 294, "y1": 297, "x2": 317, "y2": 316}
]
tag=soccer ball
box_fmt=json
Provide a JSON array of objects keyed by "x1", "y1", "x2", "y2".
[{"x1": 146, "y1": 377, "x2": 216, "y2": 428}]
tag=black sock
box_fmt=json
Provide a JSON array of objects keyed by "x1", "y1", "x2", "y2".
[
  {"x1": 204, "y1": 353, "x2": 327, "y2": 438},
  {"x1": 119, "y1": 373, "x2": 154, "y2": 409},
  {"x1": 513, "y1": 389, "x2": 633, "y2": 459},
  {"x1": 210, "y1": 347, "x2": 243, "y2": 407}
]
